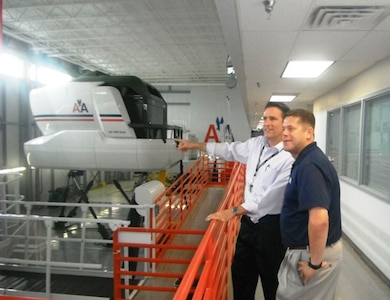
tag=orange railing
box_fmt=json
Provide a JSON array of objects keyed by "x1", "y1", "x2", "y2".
[
  {"x1": 174, "y1": 160, "x2": 245, "y2": 299},
  {"x1": 113, "y1": 156, "x2": 245, "y2": 299}
]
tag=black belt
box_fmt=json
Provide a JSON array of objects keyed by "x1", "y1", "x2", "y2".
[
  {"x1": 287, "y1": 246, "x2": 307, "y2": 250},
  {"x1": 287, "y1": 239, "x2": 341, "y2": 251}
]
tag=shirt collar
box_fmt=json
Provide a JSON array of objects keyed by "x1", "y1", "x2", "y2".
[
  {"x1": 265, "y1": 140, "x2": 284, "y2": 153},
  {"x1": 295, "y1": 142, "x2": 317, "y2": 165}
]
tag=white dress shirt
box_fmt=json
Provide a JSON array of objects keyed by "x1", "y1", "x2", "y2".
[{"x1": 206, "y1": 136, "x2": 294, "y2": 223}]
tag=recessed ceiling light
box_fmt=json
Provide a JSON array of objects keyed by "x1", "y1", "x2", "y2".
[
  {"x1": 269, "y1": 95, "x2": 296, "y2": 102},
  {"x1": 282, "y1": 60, "x2": 334, "y2": 78}
]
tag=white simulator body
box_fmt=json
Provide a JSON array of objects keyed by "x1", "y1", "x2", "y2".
[
  {"x1": 134, "y1": 180, "x2": 165, "y2": 217},
  {"x1": 24, "y1": 77, "x2": 183, "y2": 171}
]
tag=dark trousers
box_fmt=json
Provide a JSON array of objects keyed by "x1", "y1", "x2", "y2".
[{"x1": 231, "y1": 214, "x2": 286, "y2": 300}]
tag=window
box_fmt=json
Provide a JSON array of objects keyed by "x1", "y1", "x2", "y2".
[
  {"x1": 36, "y1": 66, "x2": 72, "y2": 85},
  {"x1": 0, "y1": 51, "x2": 71, "y2": 84},
  {"x1": 0, "y1": 53, "x2": 23, "y2": 78},
  {"x1": 362, "y1": 95, "x2": 390, "y2": 195},
  {"x1": 326, "y1": 92, "x2": 390, "y2": 199},
  {"x1": 342, "y1": 103, "x2": 361, "y2": 181},
  {"x1": 327, "y1": 110, "x2": 341, "y2": 173}
]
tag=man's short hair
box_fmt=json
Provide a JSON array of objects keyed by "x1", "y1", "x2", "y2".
[
  {"x1": 264, "y1": 102, "x2": 291, "y2": 117},
  {"x1": 285, "y1": 109, "x2": 315, "y2": 129}
]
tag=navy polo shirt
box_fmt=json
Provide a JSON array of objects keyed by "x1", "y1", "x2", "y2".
[{"x1": 280, "y1": 142, "x2": 342, "y2": 247}]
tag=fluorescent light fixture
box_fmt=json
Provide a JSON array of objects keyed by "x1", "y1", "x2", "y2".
[
  {"x1": 282, "y1": 61, "x2": 334, "y2": 78},
  {"x1": 269, "y1": 95, "x2": 296, "y2": 102},
  {"x1": 0, "y1": 167, "x2": 26, "y2": 174}
]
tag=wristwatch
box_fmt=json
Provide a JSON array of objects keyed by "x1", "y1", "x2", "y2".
[
  {"x1": 232, "y1": 206, "x2": 239, "y2": 216},
  {"x1": 308, "y1": 257, "x2": 322, "y2": 270}
]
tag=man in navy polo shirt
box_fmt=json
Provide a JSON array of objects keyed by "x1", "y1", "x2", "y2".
[{"x1": 277, "y1": 109, "x2": 342, "y2": 300}]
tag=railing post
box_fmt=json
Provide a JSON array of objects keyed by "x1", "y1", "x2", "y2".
[
  {"x1": 24, "y1": 204, "x2": 32, "y2": 262},
  {"x1": 44, "y1": 219, "x2": 53, "y2": 298},
  {"x1": 80, "y1": 206, "x2": 88, "y2": 266},
  {"x1": 14, "y1": 177, "x2": 21, "y2": 214}
]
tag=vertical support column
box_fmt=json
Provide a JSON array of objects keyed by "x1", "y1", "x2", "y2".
[
  {"x1": 0, "y1": 176, "x2": 6, "y2": 235},
  {"x1": 0, "y1": 175, "x2": 5, "y2": 211},
  {"x1": 0, "y1": 0, "x2": 3, "y2": 51}
]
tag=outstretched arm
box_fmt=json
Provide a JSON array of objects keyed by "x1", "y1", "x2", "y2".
[{"x1": 175, "y1": 138, "x2": 207, "y2": 153}]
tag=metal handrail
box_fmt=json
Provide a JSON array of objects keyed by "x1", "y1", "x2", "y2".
[{"x1": 0, "y1": 171, "x2": 156, "y2": 297}]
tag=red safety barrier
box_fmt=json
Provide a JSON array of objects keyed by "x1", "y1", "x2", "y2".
[
  {"x1": 113, "y1": 156, "x2": 245, "y2": 299},
  {"x1": 174, "y1": 161, "x2": 245, "y2": 299}
]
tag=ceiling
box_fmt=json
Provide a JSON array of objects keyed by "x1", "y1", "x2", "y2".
[{"x1": 3, "y1": 0, "x2": 390, "y2": 129}]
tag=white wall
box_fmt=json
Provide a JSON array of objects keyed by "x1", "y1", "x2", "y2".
[
  {"x1": 313, "y1": 57, "x2": 390, "y2": 281},
  {"x1": 161, "y1": 85, "x2": 251, "y2": 143},
  {"x1": 340, "y1": 183, "x2": 390, "y2": 279}
]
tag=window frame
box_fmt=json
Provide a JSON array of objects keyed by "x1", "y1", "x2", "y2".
[{"x1": 326, "y1": 90, "x2": 390, "y2": 203}]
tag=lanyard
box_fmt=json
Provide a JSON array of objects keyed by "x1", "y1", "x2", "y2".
[
  {"x1": 249, "y1": 145, "x2": 281, "y2": 193},
  {"x1": 253, "y1": 146, "x2": 279, "y2": 177}
]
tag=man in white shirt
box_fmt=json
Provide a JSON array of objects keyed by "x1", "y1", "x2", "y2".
[{"x1": 176, "y1": 102, "x2": 294, "y2": 300}]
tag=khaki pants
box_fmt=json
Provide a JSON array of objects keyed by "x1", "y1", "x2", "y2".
[{"x1": 276, "y1": 240, "x2": 343, "y2": 300}]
